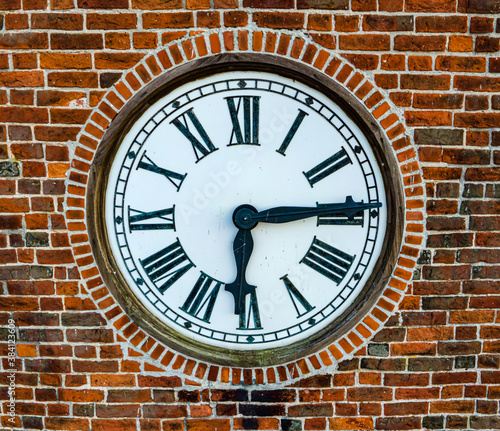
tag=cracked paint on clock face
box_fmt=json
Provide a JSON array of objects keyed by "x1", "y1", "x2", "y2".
[{"x1": 105, "y1": 71, "x2": 387, "y2": 350}]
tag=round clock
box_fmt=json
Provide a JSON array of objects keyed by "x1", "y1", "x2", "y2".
[{"x1": 94, "y1": 61, "x2": 400, "y2": 367}]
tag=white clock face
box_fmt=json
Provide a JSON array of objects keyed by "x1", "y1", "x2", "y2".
[{"x1": 105, "y1": 70, "x2": 387, "y2": 352}]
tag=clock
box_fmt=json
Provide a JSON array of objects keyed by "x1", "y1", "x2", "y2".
[{"x1": 96, "y1": 63, "x2": 399, "y2": 367}]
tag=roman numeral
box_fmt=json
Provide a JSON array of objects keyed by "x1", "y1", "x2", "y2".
[
  {"x1": 301, "y1": 237, "x2": 354, "y2": 284},
  {"x1": 226, "y1": 96, "x2": 260, "y2": 146},
  {"x1": 303, "y1": 147, "x2": 352, "y2": 186},
  {"x1": 128, "y1": 206, "x2": 175, "y2": 231},
  {"x1": 276, "y1": 109, "x2": 308, "y2": 155},
  {"x1": 171, "y1": 108, "x2": 217, "y2": 161},
  {"x1": 238, "y1": 290, "x2": 262, "y2": 330},
  {"x1": 317, "y1": 205, "x2": 364, "y2": 227},
  {"x1": 180, "y1": 272, "x2": 222, "y2": 323},
  {"x1": 280, "y1": 275, "x2": 314, "y2": 317},
  {"x1": 138, "y1": 152, "x2": 186, "y2": 191},
  {"x1": 140, "y1": 239, "x2": 194, "y2": 293}
]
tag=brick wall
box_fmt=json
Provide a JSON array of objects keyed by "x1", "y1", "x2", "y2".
[{"x1": 1, "y1": 0, "x2": 499, "y2": 430}]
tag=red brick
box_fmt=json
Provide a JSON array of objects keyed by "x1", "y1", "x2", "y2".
[
  {"x1": 379, "y1": 0, "x2": 403, "y2": 11},
  {"x1": 132, "y1": 0, "x2": 182, "y2": 8},
  {"x1": 0, "y1": 32, "x2": 48, "y2": 49},
  {"x1": 405, "y1": 111, "x2": 452, "y2": 127},
  {"x1": 297, "y1": 0, "x2": 347, "y2": 8},
  {"x1": 143, "y1": 13, "x2": 194, "y2": 28},
  {"x1": 470, "y1": 16, "x2": 494, "y2": 33},
  {"x1": 415, "y1": 16, "x2": 467, "y2": 33},
  {"x1": 449, "y1": 35, "x2": 473, "y2": 52},
  {"x1": 347, "y1": 387, "x2": 392, "y2": 401},
  {"x1": 95, "y1": 53, "x2": 144, "y2": 69},
  {"x1": 334, "y1": 15, "x2": 356, "y2": 32},
  {"x1": 32, "y1": 13, "x2": 83, "y2": 29},
  {"x1": 394, "y1": 35, "x2": 446, "y2": 51},
  {"x1": 48, "y1": 72, "x2": 98, "y2": 88},
  {"x1": 45, "y1": 417, "x2": 90, "y2": 430},
  {"x1": 87, "y1": 13, "x2": 137, "y2": 29},
  {"x1": 0, "y1": 71, "x2": 44, "y2": 87},
  {"x1": 77, "y1": 0, "x2": 128, "y2": 7},
  {"x1": 329, "y1": 417, "x2": 374, "y2": 430},
  {"x1": 413, "y1": 94, "x2": 462, "y2": 109},
  {"x1": 253, "y1": 12, "x2": 304, "y2": 29},
  {"x1": 454, "y1": 76, "x2": 500, "y2": 92},
  {"x1": 339, "y1": 34, "x2": 390, "y2": 51},
  {"x1": 362, "y1": 15, "x2": 412, "y2": 31},
  {"x1": 406, "y1": 0, "x2": 455, "y2": 12},
  {"x1": 384, "y1": 401, "x2": 428, "y2": 416},
  {"x1": 455, "y1": 113, "x2": 500, "y2": 128},
  {"x1": 342, "y1": 54, "x2": 378, "y2": 70},
  {"x1": 467, "y1": 0, "x2": 500, "y2": 12},
  {"x1": 345, "y1": 0, "x2": 371, "y2": 9},
  {"x1": 430, "y1": 400, "x2": 475, "y2": 414},
  {"x1": 437, "y1": 56, "x2": 486, "y2": 73},
  {"x1": 186, "y1": 419, "x2": 230, "y2": 431},
  {"x1": 5, "y1": 13, "x2": 29, "y2": 30},
  {"x1": 51, "y1": 34, "x2": 103, "y2": 50},
  {"x1": 0, "y1": 0, "x2": 21, "y2": 8}
]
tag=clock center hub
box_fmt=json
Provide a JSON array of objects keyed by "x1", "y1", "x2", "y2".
[
  {"x1": 232, "y1": 204, "x2": 258, "y2": 230},
  {"x1": 174, "y1": 145, "x2": 316, "y2": 283}
]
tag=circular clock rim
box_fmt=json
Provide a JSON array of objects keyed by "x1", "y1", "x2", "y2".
[{"x1": 87, "y1": 53, "x2": 405, "y2": 368}]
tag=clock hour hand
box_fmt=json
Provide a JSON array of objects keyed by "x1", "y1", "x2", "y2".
[
  {"x1": 225, "y1": 223, "x2": 256, "y2": 315},
  {"x1": 233, "y1": 196, "x2": 381, "y2": 228}
]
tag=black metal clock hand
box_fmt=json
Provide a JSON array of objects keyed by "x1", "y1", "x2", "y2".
[
  {"x1": 233, "y1": 196, "x2": 381, "y2": 229},
  {"x1": 225, "y1": 224, "x2": 256, "y2": 315}
]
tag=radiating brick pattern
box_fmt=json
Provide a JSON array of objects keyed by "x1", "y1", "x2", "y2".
[
  {"x1": 64, "y1": 29, "x2": 420, "y2": 386},
  {"x1": 0, "y1": 0, "x2": 499, "y2": 430}
]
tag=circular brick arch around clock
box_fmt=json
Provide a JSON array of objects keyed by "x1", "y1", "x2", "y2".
[{"x1": 65, "y1": 29, "x2": 424, "y2": 385}]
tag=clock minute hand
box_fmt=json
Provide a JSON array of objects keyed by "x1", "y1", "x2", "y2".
[{"x1": 250, "y1": 196, "x2": 382, "y2": 224}]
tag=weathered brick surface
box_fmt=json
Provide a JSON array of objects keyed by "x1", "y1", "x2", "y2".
[{"x1": 0, "y1": 1, "x2": 498, "y2": 430}]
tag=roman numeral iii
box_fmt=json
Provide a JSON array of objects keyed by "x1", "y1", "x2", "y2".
[
  {"x1": 180, "y1": 272, "x2": 222, "y2": 323},
  {"x1": 226, "y1": 96, "x2": 260, "y2": 146},
  {"x1": 140, "y1": 239, "x2": 194, "y2": 293},
  {"x1": 171, "y1": 108, "x2": 217, "y2": 161},
  {"x1": 303, "y1": 147, "x2": 352, "y2": 186},
  {"x1": 301, "y1": 237, "x2": 355, "y2": 284}
]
